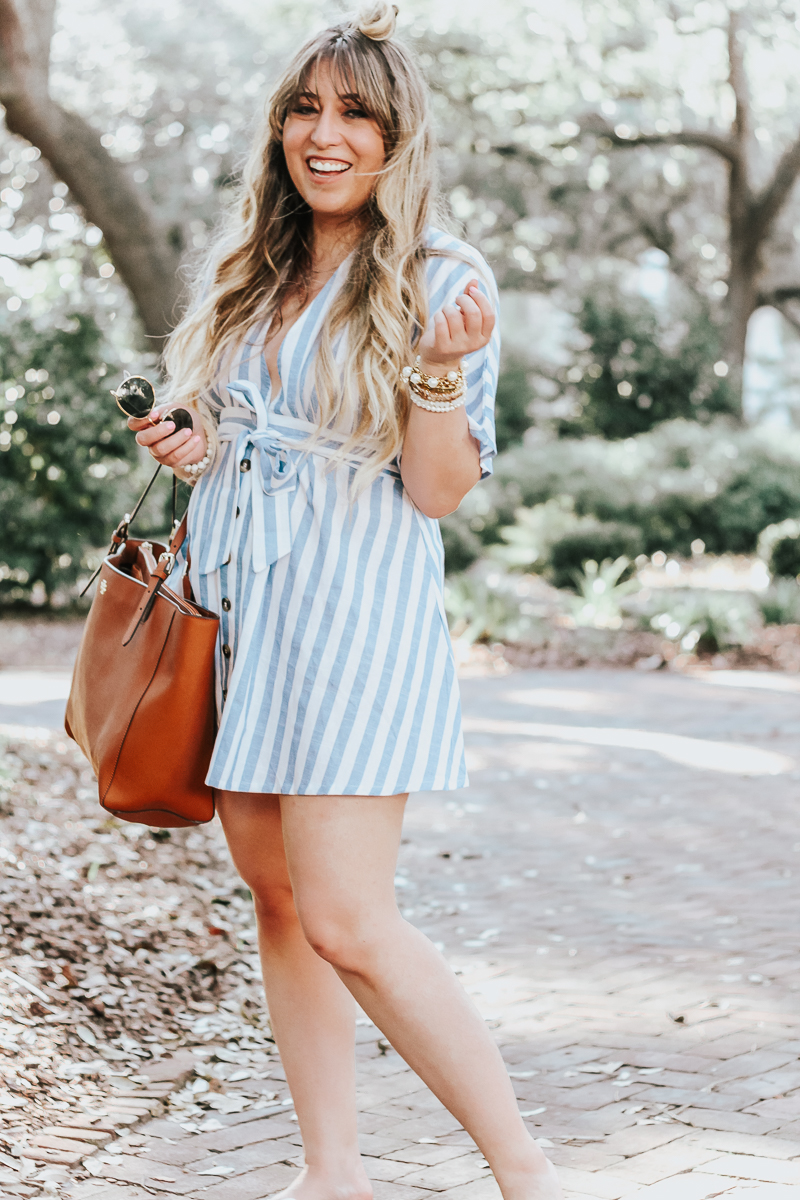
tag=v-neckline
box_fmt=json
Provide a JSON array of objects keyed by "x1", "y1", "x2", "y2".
[{"x1": 265, "y1": 256, "x2": 351, "y2": 398}]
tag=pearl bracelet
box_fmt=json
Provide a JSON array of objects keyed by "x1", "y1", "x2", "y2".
[
  {"x1": 410, "y1": 392, "x2": 466, "y2": 413},
  {"x1": 183, "y1": 453, "x2": 211, "y2": 479}
]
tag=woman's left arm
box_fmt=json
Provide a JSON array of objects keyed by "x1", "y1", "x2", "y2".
[{"x1": 400, "y1": 279, "x2": 496, "y2": 519}]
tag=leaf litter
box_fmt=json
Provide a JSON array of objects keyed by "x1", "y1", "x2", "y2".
[{"x1": 0, "y1": 726, "x2": 286, "y2": 1196}]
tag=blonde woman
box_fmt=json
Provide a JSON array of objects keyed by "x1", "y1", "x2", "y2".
[{"x1": 129, "y1": 5, "x2": 561, "y2": 1198}]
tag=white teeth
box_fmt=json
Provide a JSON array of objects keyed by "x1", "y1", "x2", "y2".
[{"x1": 308, "y1": 159, "x2": 350, "y2": 173}]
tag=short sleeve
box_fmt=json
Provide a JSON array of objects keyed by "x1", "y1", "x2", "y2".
[{"x1": 425, "y1": 233, "x2": 500, "y2": 478}]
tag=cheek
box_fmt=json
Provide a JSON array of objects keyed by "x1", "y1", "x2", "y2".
[
  {"x1": 282, "y1": 124, "x2": 304, "y2": 169},
  {"x1": 356, "y1": 130, "x2": 385, "y2": 180}
]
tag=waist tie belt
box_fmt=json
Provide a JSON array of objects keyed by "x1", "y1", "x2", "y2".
[{"x1": 197, "y1": 379, "x2": 397, "y2": 576}]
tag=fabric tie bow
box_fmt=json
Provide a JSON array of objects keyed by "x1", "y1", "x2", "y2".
[{"x1": 216, "y1": 379, "x2": 301, "y2": 574}]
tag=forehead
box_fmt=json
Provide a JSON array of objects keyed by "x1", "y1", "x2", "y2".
[{"x1": 296, "y1": 56, "x2": 359, "y2": 101}]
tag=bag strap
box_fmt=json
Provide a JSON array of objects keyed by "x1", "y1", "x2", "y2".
[
  {"x1": 80, "y1": 463, "x2": 164, "y2": 598},
  {"x1": 122, "y1": 512, "x2": 189, "y2": 646}
]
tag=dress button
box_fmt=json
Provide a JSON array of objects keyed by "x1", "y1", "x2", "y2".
[
  {"x1": 235, "y1": 506, "x2": 240, "y2": 518},
  {"x1": 222, "y1": 643, "x2": 231, "y2": 658},
  {"x1": 240, "y1": 459, "x2": 251, "y2": 473},
  {"x1": 222, "y1": 597, "x2": 231, "y2": 612},
  {"x1": 223, "y1": 553, "x2": 232, "y2": 566}
]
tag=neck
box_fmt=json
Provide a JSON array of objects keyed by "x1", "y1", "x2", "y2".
[{"x1": 311, "y1": 210, "x2": 364, "y2": 274}]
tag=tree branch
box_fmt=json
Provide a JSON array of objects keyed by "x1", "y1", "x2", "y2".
[
  {"x1": 0, "y1": 0, "x2": 182, "y2": 348},
  {"x1": 728, "y1": 10, "x2": 751, "y2": 149},
  {"x1": 579, "y1": 116, "x2": 738, "y2": 164},
  {"x1": 748, "y1": 131, "x2": 800, "y2": 249}
]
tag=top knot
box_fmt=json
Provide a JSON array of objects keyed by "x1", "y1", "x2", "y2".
[{"x1": 356, "y1": 1, "x2": 398, "y2": 41}]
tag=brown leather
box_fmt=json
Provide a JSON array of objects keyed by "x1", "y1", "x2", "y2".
[{"x1": 65, "y1": 516, "x2": 219, "y2": 828}]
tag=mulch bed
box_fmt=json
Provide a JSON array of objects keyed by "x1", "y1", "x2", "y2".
[{"x1": 0, "y1": 725, "x2": 282, "y2": 1195}]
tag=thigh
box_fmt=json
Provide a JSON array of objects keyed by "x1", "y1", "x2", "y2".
[
  {"x1": 279, "y1": 794, "x2": 407, "y2": 939},
  {"x1": 216, "y1": 790, "x2": 288, "y2": 894}
]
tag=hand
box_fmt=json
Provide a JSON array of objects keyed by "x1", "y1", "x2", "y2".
[
  {"x1": 128, "y1": 405, "x2": 208, "y2": 470},
  {"x1": 416, "y1": 278, "x2": 495, "y2": 372}
]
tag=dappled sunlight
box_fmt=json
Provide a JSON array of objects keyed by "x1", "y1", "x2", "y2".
[
  {"x1": 501, "y1": 687, "x2": 619, "y2": 713},
  {"x1": 0, "y1": 670, "x2": 72, "y2": 705},
  {"x1": 462, "y1": 716, "x2": 794, "y2": 776},
  {"x1": 465, "y1": 740, "x2": 596, "y2": 773},
  {"x1": 690, "y1": 669, "x2": 800, "y2": 694}
]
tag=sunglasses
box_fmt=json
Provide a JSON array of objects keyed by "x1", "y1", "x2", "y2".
[{"x1": 111, "y1": 375, "x2": 193, "y2": 432}]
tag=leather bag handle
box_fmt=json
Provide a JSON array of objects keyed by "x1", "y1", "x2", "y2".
[{"x1": 122, "y1": 513, "x2": 190, "y2": 646}]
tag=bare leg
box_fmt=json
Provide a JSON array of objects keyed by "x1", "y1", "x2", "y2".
[
  {"x1": 216, "y1": 792, "x2": 371, "y2": 1200},
  {"x1": 281, "y1": 793, "x2": 562, "y2": 1200}
]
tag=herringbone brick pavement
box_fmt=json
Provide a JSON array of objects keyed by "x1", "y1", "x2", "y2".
[{"x1": 62, "y1": 668, "x2": 800, "y2": 1199}]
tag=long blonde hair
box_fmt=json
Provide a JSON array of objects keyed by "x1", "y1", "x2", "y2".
[{"x1": 163, "y1": 1, "x2": 446, "y2": 487}]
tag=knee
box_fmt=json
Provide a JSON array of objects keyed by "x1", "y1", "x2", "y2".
[
  {"x1": 299, "y1": 912, "x2": 392, "y2": 977},
  {"x1": 249, "y1": 880, "x2": 301, "y2": 938}
]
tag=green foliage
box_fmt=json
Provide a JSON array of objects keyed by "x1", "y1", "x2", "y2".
[
  {"x1": 757, "y1": 518, "x2": 800, "y2": 579},
  {"x1": 759, "y1": 579, "x2": 800, "y2": 626},
  {"x1": 642, "y1": 590, "x2": 761, "y2": 654},
  {"x1": 0, "y1": 314, "x2": 138, "y2": 604},
  {"x1": 548, "y1": 524, "x2": 642, "y2": 590},
  {"x1": 556, "y1": 286, "x2": 735, "y2": 440},
  {"x1": 443, "y1": 569, "x2": 563, "y2": 646},
  {"x1": 769, "y1": 535, "x2": 800, "y2": 580},
  {"x1": 493, "y1": 358, "x2": 535, "y2": 453},
  {"x1": 494, "y1": 495, "x2": 642, "y2": 589},
  {"x1": 568, "y1": 556, "x2": 639, "y2": 629},
  {"x1": 444, "y1": 419, "x2": 800, "y2": 573},
  {"x1": 494, "y1": 495, "x2": 589, "y2": 570}
]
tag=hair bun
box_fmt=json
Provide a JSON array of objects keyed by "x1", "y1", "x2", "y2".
[{"x1": 356, "y1": 1, "x2": 398, "y2": 40}]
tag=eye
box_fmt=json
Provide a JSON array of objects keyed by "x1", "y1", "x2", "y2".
[
  {"x1": 293, "y1": 102, "x2": 317, "y2": 115},
  {"x1": 344, "y1": 106, "x2": 369, "y2": 120}
]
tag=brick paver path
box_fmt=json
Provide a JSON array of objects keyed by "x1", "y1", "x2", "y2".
[{"x1": 64, "y1": 667, "x2": 800, "y2": 1199}]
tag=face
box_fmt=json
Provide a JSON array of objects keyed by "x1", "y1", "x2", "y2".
[{"x1": 282, "y1": 59, "x2": 386, "y2": 221}]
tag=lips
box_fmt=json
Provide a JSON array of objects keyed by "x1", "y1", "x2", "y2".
[{"x1": 307, "y1": 157, "x2": 352, "y2": 178}]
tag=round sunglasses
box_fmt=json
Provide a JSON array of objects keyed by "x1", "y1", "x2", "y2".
[{"x1": 111, "y1": 375, "x2": 194, "y2": 432}]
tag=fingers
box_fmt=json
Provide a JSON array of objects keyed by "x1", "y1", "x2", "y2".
[
  {"x1": 161, "y1": 433, "x2": 205, "y2": 469},
  {"x1": 454, "y1": 291, "x2": 483, "y2": 341},
  {"x1": 427, "y1": 278, "x2": 496, "y2": 362},
  {"x1": 465, "y1": 282, "x2": 496, "y2": 338}
]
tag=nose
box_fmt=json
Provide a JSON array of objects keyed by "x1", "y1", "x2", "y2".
[{"x1": 310, "y1": 104, "x2": 343, "y2": 148}]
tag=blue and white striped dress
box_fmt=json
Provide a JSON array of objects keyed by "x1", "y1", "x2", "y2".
[{"x1": 186, "y1": 228, "x2": 499, "y2": 796}]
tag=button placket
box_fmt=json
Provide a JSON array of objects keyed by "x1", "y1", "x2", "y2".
[{"x1": 219, "y1": 559, "x2": 233, "y2": 697}]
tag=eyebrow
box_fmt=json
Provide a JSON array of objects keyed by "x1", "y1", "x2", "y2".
[{"x1": 295, "y1": 89, "x2": 366, "y2": 106}]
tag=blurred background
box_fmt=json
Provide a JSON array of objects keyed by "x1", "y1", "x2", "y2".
[{"x1": 4, "y1": 0, "x2": 800, "y2": 670}]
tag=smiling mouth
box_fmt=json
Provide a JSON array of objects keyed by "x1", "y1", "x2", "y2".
[{"x1": 307, "y1": 157, "x2": 352, "y2": 178}]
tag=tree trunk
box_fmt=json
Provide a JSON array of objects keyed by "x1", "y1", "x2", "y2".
[{"x1": 0, "y1": 0, "x2": 183, "y2": 351}]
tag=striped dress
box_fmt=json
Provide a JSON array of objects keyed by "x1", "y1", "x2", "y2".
[{"x1": 186, "y1": 228, "x2": 499, "y2": 796}]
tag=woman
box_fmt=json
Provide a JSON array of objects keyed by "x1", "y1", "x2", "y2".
[{"x1": 129, "y1": 5, "x2": 561, "y2": 1197}]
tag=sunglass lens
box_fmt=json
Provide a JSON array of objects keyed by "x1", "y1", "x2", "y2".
[{"x1": 113, "y1": 376, "x2": 155, "y2": 419}]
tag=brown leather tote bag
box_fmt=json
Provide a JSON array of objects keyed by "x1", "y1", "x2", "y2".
[{"x1": 65, "y1": 471, "x2": 219, "y2": 827}]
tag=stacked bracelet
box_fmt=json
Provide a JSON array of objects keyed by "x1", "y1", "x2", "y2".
[
  {"x1": 402, "y1": 355, "x2": 466, "y2": 413},
  {"x1": 183, "y1": 453, "x2": 211, "y2": 479}
]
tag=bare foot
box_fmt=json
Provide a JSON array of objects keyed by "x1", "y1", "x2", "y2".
[{"x1": 269, "y1": 1164, "x2": 373, "y2": 1200}]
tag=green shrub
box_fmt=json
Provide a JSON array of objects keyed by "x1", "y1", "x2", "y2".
[
  {"x1": 548, "y1": 524, "x2": 642, "y2": 590},
  {"x1": 494, "y1": 357, "x2": 536, "y2": 453},
  {"x1": 769, "y1": 535, "x2": 800, "y2": 580},
  {"x1": 638, "y1": 589, "x2": 761, "y2": 654},
  {"x1": 444, "y1": 419, "x2": 800, "y2": 572},
  {"x1": 444, "y1": 568, "x2": 565, "y2": 646},
  {"x1": 493, "y1": 495, "x2": 591, "y2": 570},
  {"x1": 759, "y1": 579, "x2": 800, "y2": 625},
  {"x1": 757, "y1": 518, "x2": 800, "y2": 579},
  {"x1": 555, "y1": 285, "x2": 735, "y2": 440},
  {"x1": 0, "y1": 314, "x2": 138, "y2": 605},
  {"x1": 568, "y1": 556, "x2": 640, "y2": 629}
]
